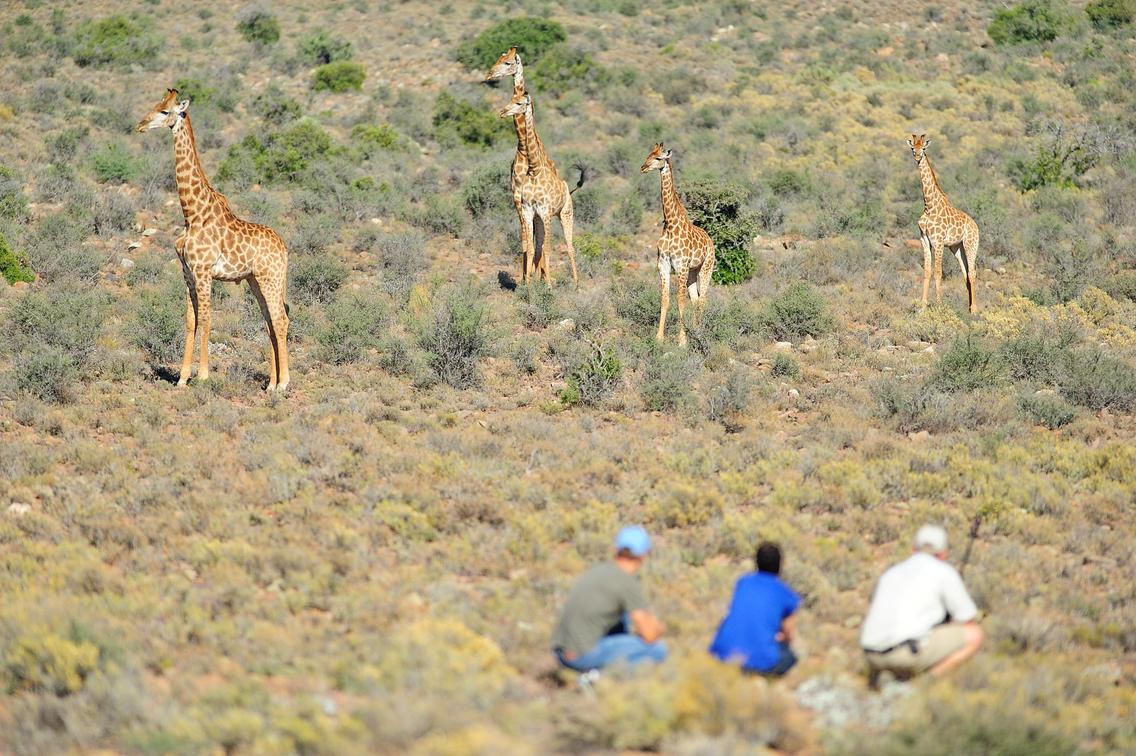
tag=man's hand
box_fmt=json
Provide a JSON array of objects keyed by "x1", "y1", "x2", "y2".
[{"x1": 630, "y1": 609, "x2": 666, "y2": 643}]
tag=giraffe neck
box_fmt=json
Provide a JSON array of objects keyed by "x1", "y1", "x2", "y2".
[
  {"x1": 511, "y1": 67, "x2": 528, "y2": 169},
  {"x1": 172, "y1": 113, "x2": 226, "y2": 225},
  {"x1": 512, "y1": 64, "x2": 525, "y2": 97},
  {"x1": 660, "y1": 163, "x2": 688, "y2": 229},
  {"x1": 522, "y1": 104, "x2": 550, "y2": 174},
  {"x1": 918, "y1": 154, "x2": 948, "y2": 210}
]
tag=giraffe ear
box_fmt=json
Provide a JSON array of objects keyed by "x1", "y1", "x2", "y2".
[
  {"x1": 663, "y1": 149, "x2": 673, "y2": 159},
  {"x1": 175, "y1": 99, "x2": 190, "y2": 114},
  {"x1": 922, "y1": 136, "x2": 931, "y2": 146},
  {"x1": 906, "y1": 138, "x2": 914, "y2": 147}
]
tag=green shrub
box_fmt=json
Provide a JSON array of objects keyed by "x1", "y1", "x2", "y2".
[
  {"x1": 252, "y1": 85, "x2": 301, "y2": 125},
  {"x1": 4, "y1": 633, "x2": 99, "y2": 694},
  {"x1": 531, "y1": 46, "x2": 610, "y2": 97},
  {"x1": 1019, "y1": 393, "x2": 1077, "y2": 428},
  {"x1": 680, "y1": 180, "x2": 760, "y2": 286},
  {"x1": 1057, "y1": 347, "x2": 1136, "y2": 411},
  {"x1": 0, "y1": 166, "x2": 29, "y2": 221},
  {"x1": 313, "y1": 61, "x2": 366, "y2": 93},
  {"x1": 6, "y1": 286, "x2": 106, "y2": 367},
  {"x1": 1086, "y1": 0, "x2": 1135, "y2": 29},
  {"x1": 289, "y1": 253, "x2": 349, "y2": 305},
  {"x1": 462, "y1": 162, "x2": 513, "y2": 219},
  {"x1": 432, "y1": 91, "x2": 508, "y2": 148},
  {"x1": 929, "y1": 336, "x2": 1004, "y2": 393},
  {"x1": 419, "y1": 284, "x2": 492, "y2": 389},
  {"x1": 641, "y1": 350, "x2": 701, "y2": 412},
  {"x1": 298, "y1": 30, "x2": 354, "y2": 65},
  {"x1": 72, "y1": 15, "x2": 159, "y2": 68},
  {"x1": 0, "y1": 233, "x2": 34, "y2": 284},
  {"x1": 1000, "y1": 332, "x2": 1067, "y2": 383},
  {"x1": 133, "y1": 281, "x2": 184, "y2": 365},
  {"x1": 218, "y1": 120, "x2": 336, "y2": 185},
  {"x1": 415, "y1": 194, "x2": 465, "y2": 237},
  {"x1": 455, "y1": 17, "x2": 566, "y2": 70},
  {"x1": 613, "y1": 277, "x2": 670, "y2": 332},
  {"x1": 771, "y1": 353, "x2": 800, "y2": 379},
  {"x1": 236, "y1": 6, "x2": 279, "y2": 45},
  {"x1": 171, "y1": 77, "x2": 238, "y2": 113},
  {"x1": 761, "y1": 282, "x2": 835, "y2": 341},
  {"x1": 24, "y1": 214, "x2": 103, "y2": 284},
  {"x1": 517, "y1": 282, "x2": 559, "y2": 330},
  {"x1": 13, "y1": 346, "x2": 75, "y2": 403},
  {"x1": 987, "y1": 0, "x2": 1073, "y2": 44},
  {"x1": 352, "y1": 123, "x2": 401, "y2": 158},
  {"x1": 316, "y1": 290, "x2": 388, "y2": 365},
  {"x1": 767, "y1": 168, "x2": 811, "y2": 197},
  {"x1": 91, "y1": 142, "x2": 139, "y2": 184},
  {"x1": 561, "y1": 340, "x2": 622, "y2": 407}
]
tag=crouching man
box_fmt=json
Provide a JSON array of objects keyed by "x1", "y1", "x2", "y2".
[
  {"x1": 860, "y1": 524, "x2": 984, "y2": 684},
  {"x1": 552, "y1": 526, "x2": 667, "y2": 678}
]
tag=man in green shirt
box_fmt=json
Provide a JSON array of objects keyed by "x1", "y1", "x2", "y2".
[{"x1": 552, "y1": 526, "x2": 667, "y2": 673}]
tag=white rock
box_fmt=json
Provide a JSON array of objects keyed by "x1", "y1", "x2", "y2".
[
  {"x1": 922, "y1": 345, "x2": 935, "y2": 354},
  {"x1": 120, "y1": 257, "x2": 135, "y2": 269},
  {"x1": 7, "y1": 503, "x2": 30, "y2": 516},
  {"x1": 788, "y1": 388, "x2": 800, "y2": 400},
  {"x1": 141, "y1": 228, "x2": 157, "y2": 237},
  {"x1": 556, "y1": 318, "x2": 576, "y2": 331},
  {"x1": 774, "y1": 341, "x2": 793, "y2": 351}
]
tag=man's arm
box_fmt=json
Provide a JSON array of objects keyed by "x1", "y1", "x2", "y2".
[
  {"x1": 630, "y1": 609, "x2": 666, "y2": 643},
  {"x1": 777, "y1": 613, "x2": 797, "y2": 644}
]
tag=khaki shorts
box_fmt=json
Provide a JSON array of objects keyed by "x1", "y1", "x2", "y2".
[{"x1": 865, "y1": 624, "x2": 967, "y2": 675}]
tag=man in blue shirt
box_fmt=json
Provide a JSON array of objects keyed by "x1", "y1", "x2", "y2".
[{"x1": 709, "y1": 542, "x2": 800, "y2": 676}]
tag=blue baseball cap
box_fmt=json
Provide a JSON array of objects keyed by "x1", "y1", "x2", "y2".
[{"x1": 615, "y1": 525, "x2": 651, "y2": 557}]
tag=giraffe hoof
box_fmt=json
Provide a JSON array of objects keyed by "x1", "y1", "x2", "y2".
[
  {"x1": 276, "y1": 382, "x2": 289, "y2": 393},
  {"x1": 176, "y1": 378, "x2": 189, "y2": 387}
]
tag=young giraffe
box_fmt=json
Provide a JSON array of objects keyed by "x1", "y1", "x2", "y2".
[
  {"x1": 907, "y1": 134, "x2": 979, "y2": 313},
  {"x1": 137, "y1": 89, "x2": 291, "y2": 391},
  {"x1": 640, "y1": 143, "x2": 715, "y2": 346},
  {"x1": 498, "y1": 91, "x2": 582, "y2": 287}
]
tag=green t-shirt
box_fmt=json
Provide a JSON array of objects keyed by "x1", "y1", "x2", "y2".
[{"x1": 551, "y1": 562, "x2": 648, "y2": 657}]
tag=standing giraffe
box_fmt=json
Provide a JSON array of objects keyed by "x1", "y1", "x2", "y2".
[
  {"x1": 640, "y1": 143, "x2": 715, "y2": 346},
  {"x1": 136, "y1": 89, "x2": 291, "y2": 391},
  {"x1": 498, "y1": 91, "x2": 583, "y2": 287},
  {"x1": 484, "y1": 47, "x2": 545, "y2": 180},
  {"x1": 907, "y1": 134, "x2": 979, "y2": 313}
]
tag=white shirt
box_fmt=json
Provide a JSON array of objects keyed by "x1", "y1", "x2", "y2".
[{"x1": 860, "y1": 552, "x2": 978, "y2": 651}]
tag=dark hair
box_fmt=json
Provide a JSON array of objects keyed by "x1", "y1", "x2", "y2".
[{"x1": 755, "y1": 542, "x2": 781, "y2": 575}]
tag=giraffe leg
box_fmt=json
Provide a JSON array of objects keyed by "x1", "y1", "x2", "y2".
[
  {"x1": 964, "y1": 233, "x2": 979, "y2": 314},
  {"x1": 920, "y1": 232, "x2": 932, "y2": 308},
  {"x1": 179, "y1": 288, "x2": 197, "y2": 386},
  {"x1": 247, "y1": 277, "x2": 277, "y2": 390},
  {"x1": 194, "y1": 275, "x2": 213, "y2": 381},
  {"x1": 676, "y1": 267, "x2": 690, "y2": 347},
  {"x1": 560, "y1": 194, "x2": 579, "y2": 289},
  {"x1": 535, "y1": 211, "x2": 553, "y2": 285},
  {"x1": 932, "y1": 242, "x2": 945, "y2": 305},
  {"x1": 696, "y1": 252, "x2": 715, "y2": 322},
  {"x1": 657, "y1": 256, "x2": 670, "y2": 343},
  {"x1": 520, "y1": 205, "x2": 536, "y2": 283}
]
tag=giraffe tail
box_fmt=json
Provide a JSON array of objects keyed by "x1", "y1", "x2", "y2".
[{"x1": 569, "y1": 162, "x2": 588, "y2": 194}]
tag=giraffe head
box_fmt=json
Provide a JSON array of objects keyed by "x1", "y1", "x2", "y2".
[
  {"x1": 906, "y1": 134, "x2": 932, "y2": 164},
  {"x1": 136, "y1": 89, "x2": 189, "y2": 133},
  {"x1": 640, "y1": 143, "x2": 673, "y2": 173},
  {"x1": 484, "y1": 47, "x2": 522, "y2": 83},
  {"x1": 498, "y1": 91, "x2": 531, "y2": 119}
]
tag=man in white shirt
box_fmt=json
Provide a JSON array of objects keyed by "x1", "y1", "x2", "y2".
[{"x1": 860, "y1": 524, "x2": 984, "y2": 682}]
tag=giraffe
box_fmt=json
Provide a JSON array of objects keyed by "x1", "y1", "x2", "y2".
[
  {"x1": 907, "y1": 134, "x2": 979, "y2": 314},
  {"x1": 640, "y1": 143, "x2": 715, "y2": 346},
  {"x1": 136, "y1": 89, "x2": 291, "y2": 391},
  {"x1": 484, "y1": 47, "x2": 544, "y2": 180},
  {"x1": 497, "y1": 90, "x2": 584, "y2": 287}
]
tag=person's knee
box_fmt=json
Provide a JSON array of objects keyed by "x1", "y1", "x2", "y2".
[
  {"x1": 964, "y1": 624, "x2": 984, "y2": 651},
  {"x1": 646, "y1": 640, "x2": 668, "y2": 662}
]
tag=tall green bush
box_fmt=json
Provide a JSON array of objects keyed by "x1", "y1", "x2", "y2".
[
  {"x1": 236, "y1": 7, "x2": 279, "y2": 45},
  {"x1": 680, "y1": 180, "x2": 760, "y2": 285},
  {"x1": 298, "y1": 30, "x2": 354, "y2": 65},
  {"x1": 761, "y1": 282, "x2": 835, "y2": 340},
  {"x1": 0, "y1": 233, "x2": 34, "y2": 284},
  {"x1": 72, "y1": 15, "x2": 159, "y2": 68},
  {"x1": 987, "y1": 0, "x2": 1073, "y2": 44},
  {"x1": 1086, "y1": 0, "x2": 1135, "y2": 29},
  {"x1": 455, "y1": 17, "x2": 566, "y2": 69},
  {"x1": 312, "y1": 61, "x2": 366, "y2": 93},
  {"x1": 432, "y1": 92, "x2": 508, "y2": 148}
]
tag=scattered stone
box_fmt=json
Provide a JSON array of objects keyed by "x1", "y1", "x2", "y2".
[
  {"x1": 799, "y1": 338, "x2": 819, "y2": 354},
  {"x1": 994, "y1": 266, "x2": 1007, "y2": 275},
  {"x1": 120, "y1": 257, "x2": 135, "y2": 269},
  {"x1": 7, "y1": 503, "x2": 30, "y2": 516},
  {"x1": 1034, "y1": 388, "x2": 1057, "y2": 396},
  {"x1": 921, "y1": 345, "x2": 935, "y2": 354},
  {"x1": 796, "y1": 674, "x2": 913, "y2": 731},
  {"x1": 774, "y1": 341, "x2": 793, "y2": 351},
  {"x1": 370, "y1": 217, "x2": 383, "y2": 225},
  {"x1": 908, "y1": 430, "x2": 931, "y2": 442},
  {"x1": 906, "y1": 340, "x2": 928, "y2": 351},
  {"x1": 556, "y1": 318, "x2": 576, "y2": 332},
  {"x1": 788, "y1": 388, "x2": 800, "y2": 401},
  {"x1": 141, "y1": 228, "x2": 157, "y2": 237}
]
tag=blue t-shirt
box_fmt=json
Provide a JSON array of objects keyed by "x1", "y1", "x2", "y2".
[{"x1": 709, "y1": 572, "x2": 800, "y2": 672}]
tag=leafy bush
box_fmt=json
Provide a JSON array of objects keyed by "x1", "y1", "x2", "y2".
[
  {"x1": 298, "y1": 30, "x2": 354, "y2": 65},
  {"x1": 313, "y1": 61, "x2": 366, "y2": 93},
  {"x1": 252, "y1": 85, "x2": 301, "y2": 125},
  {"x1": 771, "y1": 353, "x2": 801, "y2": 379},
  {"x1": 13, "y1": 346, "x2": 77, "y2": 404},
  {"x1": 72, "y1": 15, "x2": 159, "y2": 68},
  {"x1": 706, "y1": 368, "x2": 752, "y2": 428},
  {"x1": 516, "y1": 282, "x2": 558, "y2": 330},
  {"x1": 4, "y1": 633, "x2": 99, "y2": 695},
  {"x1": 419, "y1": 284, "x2": 492, "y2": 389},
  {"x1": 218, "y1": 120, "x2": 336, "y2": 185},
  {"x1": 531, "y1": 46, "x2": 610, "y2": 97},
  {"x1": 613, "y1": 276, "x2": 670, "y2": 332},
  {"x1": 316, "y1": 290, "x2": 388, "y2": 365},
  {"x1": 1087, "y1": 0, "x2": 1135, "y2": 29},
  {"x1": 561, "y1": 340, "x2": 622, "y2": 407},
  {"x1": 352, "y1": 123, "x2": 401, "y2": 158},
  {"x1": 1019, "y1": 393, "x2": 1077, "y2": 428},
  {"x1": 433, "y1": 92, "x2": 508, "y2": 148},
  {"x1": 1057, "y1": 347, "x2": 1136, "y2": 411},
  {"x1": 23, "y1": 214, "x2": 103, "y2": 284},
  {"x1": 1000, "y1": 332, "x2": 1067, "y2": 383},
  {"x1": 133, "y1": 280, "x2": 185, "y2": 365},
  {"x1": 289, "y1": 253, "x2": 349, "y2": 305},
  {"x1": 0, "y1": 233, "x2": 34, "y2": 284},
  {"x1": 91, "y1": 142, "x2": 139, "y2": 184},
  {"x1": 929, "y1": 336, "x2": 1004, "y2": 393},
  {"x1": 6, "y1": 286, "x2": 107, "y2": 367},
  {"x1": 641, "y1": 350, "x2": 701, "y2": 412},
  {"x1": 236, "y1": 6, "x2": 280, "y2": 45},
  {"x1": 680, "y1": 180, "x2": 760, "y2": 285},
  {"x1": 462, "y1": 162, "x2": 512, "y2": 219},
  {"x1": 415, "y1": 194, "x2": 466, "y2": 237},
  {"x1": 455, "y1": 17, "x2": 567, "y2": 70},
  {"x1": 761, "y1": 282, "x2": 835, "y2": 341},
  {"x1": 987, "y1": 0, "x2": 1073, "y2": 44}
]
